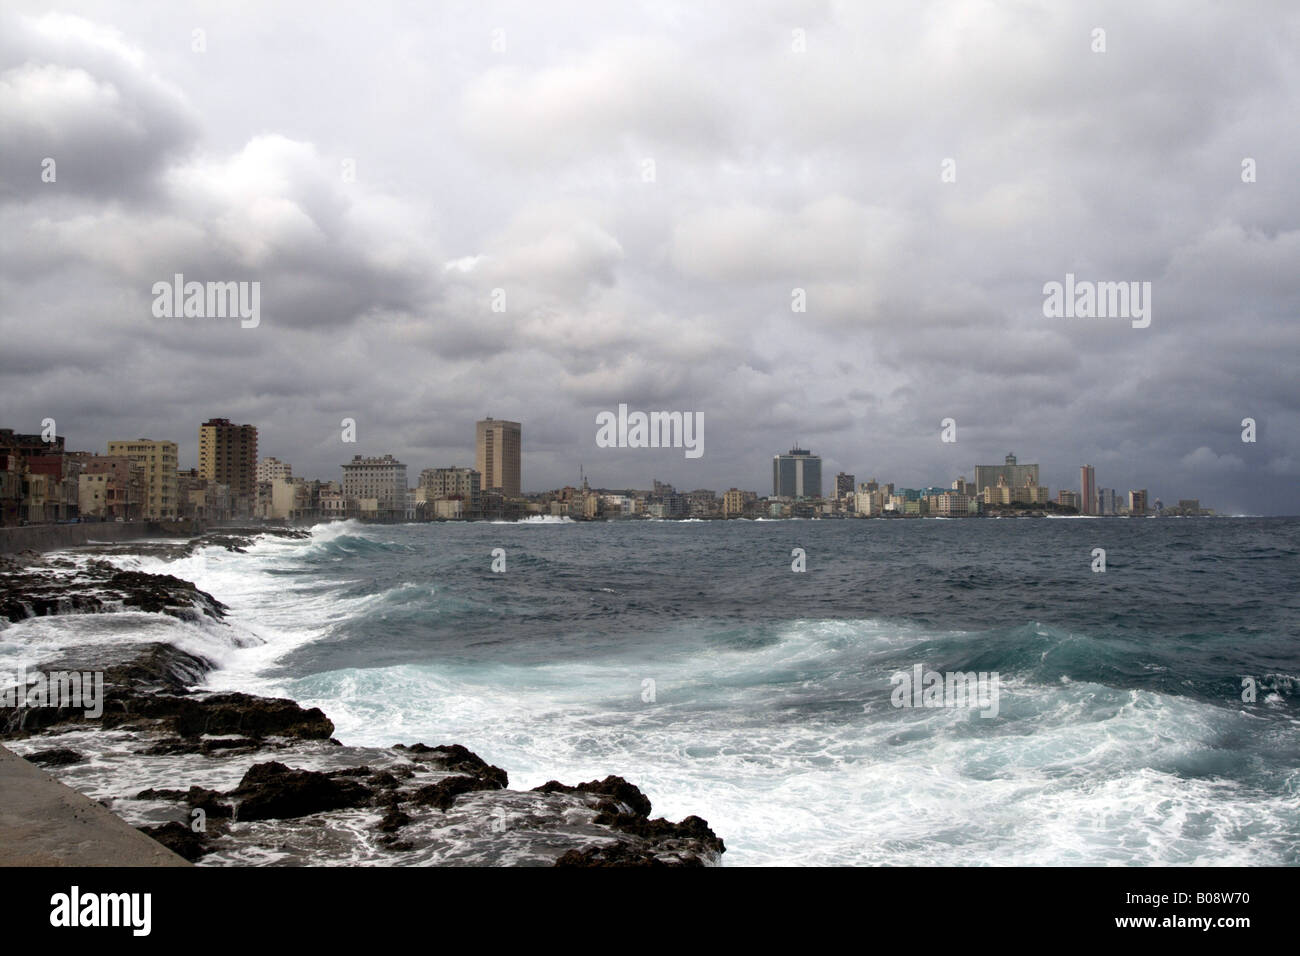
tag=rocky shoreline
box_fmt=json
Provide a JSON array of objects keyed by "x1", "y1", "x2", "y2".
[{"x1": 0, "y1": 533, "x2": 725, "y2": 866}]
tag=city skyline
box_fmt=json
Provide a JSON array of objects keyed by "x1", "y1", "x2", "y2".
[
  {"x1": 3, "y1": 415, "x2": 1220, "y2": 519},
  {"x1": 0, "y1": 3, "x2": 1296, "y2": 514}
]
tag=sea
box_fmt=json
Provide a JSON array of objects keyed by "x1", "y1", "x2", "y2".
[{"x1": 4, "y1": 515, "x2": 1298, "y2": 866}]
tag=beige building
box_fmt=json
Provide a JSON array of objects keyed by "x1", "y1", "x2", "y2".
[
  {"x1": 983, "y1": 475, "x2": 1049, "y2": 506},
  {"x1": 106, "y1": 439, "x2": 178, "y2": 518},
  {"x1": 73, "y1": 455, "x2": 143, "y2": 520},
  {"x1": 320, "y1": 491, "x2": 354, "y2": 519},
  {"x1": 199, "y1": 419, "x2": 259, "y2": 516},
  {"x1": 927, "y1": 492, "x2": 972, "y2": 517},
  {"x1": 476, "y1": 417, "x2": 521, "y2": 498},
  {"x1": 417, "y1": 466, "x2": 481, "y2": 518},
  {"x1": 723, "y1": 488, "x2": 746, "y2": 516},
  {"x1": 257, "y1": 457, "x2": 292, "y2": 482},
  {"x1": 342, "y1": 454, "x2": 407, "y2": 519},
  {"x1": 856, "y1": 488, "x2": 887, "y2": 516},
  {"x1": 431, "y1": 498, "x2": 464, "y2": 519}
]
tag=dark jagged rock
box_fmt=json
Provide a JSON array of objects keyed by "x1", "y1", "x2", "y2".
[
  {"x1": 412, "y1": 774, "x2": 501, "y2": 811},
  {"x1": 533, "y1": 775, "x2": 653, "y2": 817},
  {"x1": 592, "y1": 811, "x2": 725, "y2": 856},
  {"x1": 138, "y1": 822, "x2": 208, "y2": 862},
  {"x1": 26, "y1": 747, "x2": 84, "y2": 766},
  {"x1": 2, "y1": 643, "x2": 217, "y2": 739},
  {"x1": 3, "y1": 669, "x2": 333, "y2": 742},
  {"x1": 0, "y1": 563, "x2": 227, "y2": 624},
  {"x1": 555, "y1": 843, "x2": 688, "y2": 867},
  {"x1": 394, "y1": 742, "x2": 508, "y2": 789},
  {"x1": 106, "y1": 570, "x2": 228, "y2": 620},
  {"x1": 100, "y1": 644, "x2": 214, "y2": 694},
  {"x1": 140, "y1": 736, "x2": 272, "y2": 757},
  {"x1": 137, "y1": 785, "x2": 234, "y2": 818},
  {"x1": 229, "y1": 761, "x2": 372, "y2": 821},
  {"x1": 535, "y1": 775, "x2": 724, "y2": 864},
  {"x1": 378, "y1": 801, "x2": 411, "y2": 833},
  {"x1": 1, "y1": 641, "x2": 330, "y2": 740},
  {"x1": 166, "y1": 694, "x2": 335, "y2": 740},
  {"x1": 186, "y1": 786, "x2": 235, "y2": 819},
  {"x1": 137, "y1": 787, "x2": 187, "y2": 800}
]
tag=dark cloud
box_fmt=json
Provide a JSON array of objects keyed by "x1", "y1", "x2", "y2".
[{"x1": 0, "y1": 1, "x2": 1296, "y2": 514}]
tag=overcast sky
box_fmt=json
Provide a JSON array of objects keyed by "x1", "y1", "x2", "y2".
[{"x1": 1, "y1": 1, "x2": 1296, "y2": 513}]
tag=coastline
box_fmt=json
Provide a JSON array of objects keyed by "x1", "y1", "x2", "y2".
[
  {"x1": 0, "y1": 531, "x2": 725, "y2": 866},
  {"x1": 0, "y1": 521, "x2": 198, "y2": 555}
]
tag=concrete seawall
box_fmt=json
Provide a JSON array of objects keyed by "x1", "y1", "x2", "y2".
[
  {"x1": 0, "y1": 744, "x2": 189, "y2": 866},
  {"x1": 0, "y1": 522, "x2": 200, "y2": 555}
]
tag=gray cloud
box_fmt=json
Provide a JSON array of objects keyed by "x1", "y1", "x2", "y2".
[{"x1": 0, "y1": 1, "x2": 1296, "y2": 514}]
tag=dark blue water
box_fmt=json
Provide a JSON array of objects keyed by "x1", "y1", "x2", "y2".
[{"x1": 87, "y1": 516, "x2": 1300, "y2": 864}]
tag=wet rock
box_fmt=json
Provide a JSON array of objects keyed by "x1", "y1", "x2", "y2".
[
  {"x1": 140, "y1": 736, "x2": 272, "y2": 757},
  {"x1": 229, "y1": 761, "x2": 372, "y2": 821},
  {"x1": 411, "y1": 774, "x2": 501, "y2": 811},
  {"x1": 138, "y1": 822, "x2": 207, "y2": 862},
  {"x1": 167, "y1": 694, "x2": 335, "y2": 740},
  {"x1": 555, "y1": 843, "x2": 689, "y2": 867},
  {"x1": 26, "y1": 747, "x2": 84, "y2": 766},
  {"x1": 0, "y1": 564, "x2": 227, "y2": 624},
  {"x1": 394, "y1": 743, "x2": 508, "y2": 788},
  {"x1": 377, "y1": 801, "x2": 411, "y2": 833},
  {"x1": 535, "y1": 775, "x2": 724, "y2": 864},
  {"x1": 592, "y1": 810, "x2": 725, "y2": 856},
  {"x1": 533, "y1": 775, "x2": 653, "y2": 817}
]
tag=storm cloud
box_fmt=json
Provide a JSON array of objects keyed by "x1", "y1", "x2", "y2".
[{"x1": 1, "y1": 1, "x2": 1296, "y2": 513}]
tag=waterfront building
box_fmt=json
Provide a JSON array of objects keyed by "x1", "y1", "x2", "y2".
[
  {"x1": 476, "y1": 418, "x2": 522, "y2": 497},
  {"x1": 773, "y1": 447, "x2": 822, "y2": 499}
]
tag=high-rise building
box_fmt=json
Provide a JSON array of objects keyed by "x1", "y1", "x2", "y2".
[
  {"x1": 1097, "y1": 488, "x2": 1118, "y2": 515},
  {"x1": 835, "y1": 472, "x2": 856, "y2": 499},
  {"x1": 476, "y1": 418, "x2": 521, "y2": 498},
  {"x1": 199, "y1": 418, "x2": 258, "y2": 516},
  {"x1": 1079, "y1": 465, "x2": 1096, "y2": 516},
  {"x1": 342, "y1": 454, "x2": 408, "y2": 519},
  {"x1": 974, "y1": 453, "x2": 1040, "y2": 499},
  {"x1": 106, "y1": 439, "x2": 178, "y2": 519},
  {"x1": 1129, "y1": 489, "x2": 1148, "y2": 516},
  {"x1": 773, "y1": 446, "x2": 822, "y2": 499},
  {"x1": 1057, "y1": 490, "x2": 1080, "y2": 511}
]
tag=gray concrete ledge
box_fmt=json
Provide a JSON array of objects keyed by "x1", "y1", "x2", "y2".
[
  {"x1": 0, "y1": 521, "x2": 198, "y2": 555},
  {"x1": 0, "y1": 743, "x2": 189, "y2": 867}
]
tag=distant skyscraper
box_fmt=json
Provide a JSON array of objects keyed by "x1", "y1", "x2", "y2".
[
  {"x1": 773, "y1": 446, "x2": 822, "y2": 499},
  {"x1": 974, "y1": 453, "x2": 1039, "y2": 497},
  {"x1": 476, "y1": 418, "x2": 521, "y2": 497},
  {"x1": 1129, "y1": 489, "x2": 1148, "y2": 515},
  {"x1": 1079, "y1": 465, "x2": 1096, "y2": 516},
  {"x1": 1097, "y1": 488, "x2": 1118, "y2": 515},
  {"x1": 835, "y1": 472, "x2": 856, "y2": 498},
  {"x1": 200, "y1": 418, "x2": 258, "y2": 516}
]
